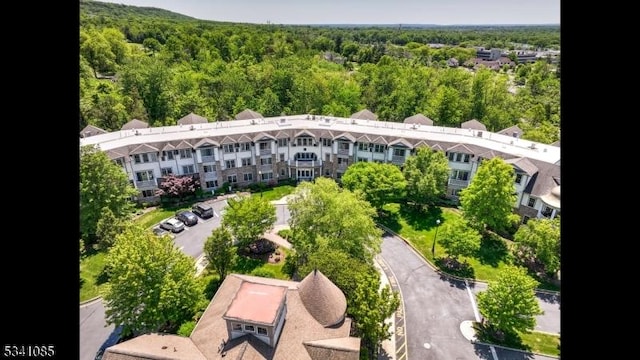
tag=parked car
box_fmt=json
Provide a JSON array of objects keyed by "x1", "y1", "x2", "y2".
[
  {"x1": 176, "y1": 210, "x2": 199, "y2": 226},
  {"x1": 160, "y1": 218, "x2": 185, "y2": 233},
  {"x1": 192, "y1": 202, "x2": 214, "y2": 218}
]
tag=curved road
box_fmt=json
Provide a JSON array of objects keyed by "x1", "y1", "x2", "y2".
[{"x1": 380, "y1": 231, "x2": 560, "y2": 360}]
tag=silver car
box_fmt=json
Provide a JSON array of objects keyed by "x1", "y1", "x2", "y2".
[{"x1": 160, "y1": 218, "x2": 185, "y2": 233}]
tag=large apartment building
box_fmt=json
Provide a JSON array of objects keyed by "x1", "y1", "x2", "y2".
[{"x1": 80, "y1": 110, "x2": 560, "y2": 223}]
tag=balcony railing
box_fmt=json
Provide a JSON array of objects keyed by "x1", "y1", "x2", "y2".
[
  {"x1": 203, "y1": 172, "x2": 217, "y2": 180},
  {"x1": 391, "y1": 155, "x2": 405, "y2": 164},
  {"x1": 259, "y1": 148, "x2": 271, "y2": 155},
  {"x1": 448, "y1": 179, "x2": 470, "y2": 187},
  {"x1": 337, "y1": 148, "x2": 349, "y2": 155},
  {"x1": 135, "y1": 179, "x2": 157, "y2": 188},
  {"x1": 201, "y1": 155, "x2": 215, "y2": 163},
  {"x1": 289, "y1": 159, "x2": 322, "y2": 167}
]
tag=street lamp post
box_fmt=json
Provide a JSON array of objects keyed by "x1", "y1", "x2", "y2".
[
  {"x1": 258, "y1": 170, "x2": 263, "y2": 197},
  {"x1": 431, "y1": 219, "x2": 441, "y2": 256}
]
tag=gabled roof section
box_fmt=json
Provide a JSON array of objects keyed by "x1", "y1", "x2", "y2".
[
  {"x1": 274, "y1": 130, "x2": 291, "y2": 139},
  {"x1": 219, "y1": 136, "x2": 237, "y2": 144},
  {"x1": 523, "y1": 158, "x2": 560, "y2": 197},
  {"x1": 318, "y1": 130, "x2": 334, "y2": 139},
  {"x1": 294, "y1": 129, "x2": 316, "y2": 138},
  {"x1": 106, "y1": 149, "x2": 126, "y2": 160},
  {"x1": 160, "y1": 142, "x2": 176, "y2": 152},
  {"x1": 356, "y1": 134, "x2": 372, "y2": 143},
  {"x1": 121, "y1": 119, "x2": 149, "y2": 130},
  {"x1": 175, "y1": 140, "x2": 193, "y2": 150},
  {"x1": 303, "y1": 337, "x2": 361, "y2": 360},
  {"x1": 551, "y1": 140, "x2": 560, "y2": 147},
  {"x1": 497, "y1": 125, "x2": 522, "y2": 137},
  {"x1": 333, "y1": 132, "x2": 356, "y2": 142},
  {"x1": 177, "y1": 112, "x2": 208, "y2": 125},
  {"x1": 80, "y1": 124, "x2": 107, "y2": 138},
  {"x1": 430, "y1": 143, "x2": 444, "y2": 151},
  {"x1": 388, "y1": 138, "x2": 413, "y2": 148},
  {"x1": 370, "y1": 136, "x2": 388, "y2": 145},
  {"x1": 237, "y1": 134, "x2": 253, "y2": 143},
  {"x1": 446, "y1": 143, "x2": 474, "y2": 154},
  {"x1": 194, "y1": 138, "x2": 220, "y2": 148},
  {"x1": 235, "y1": 109, "x2": 263, "y2": 120},
  {"x1": 505, "y1": 157, "x2": 539, "y2": 176},
  {"x1": 253, "y1": 132, "x2": 276, "y2": 142},
  {"x1": 403, "y1": 113, "x2": 434, "y2": 126},
  {"x1": 413, "y1": 140, "x2": 430, "y2": 149},
  {"x1": 460, "y1": 119, "x2": 487, "y2": 131},
  {"x1": 130, "y1": 143, "x2": 159, "y2": 155},
  {"x1": 350, "y1": 109, "x2": 378, "y2": 120}
]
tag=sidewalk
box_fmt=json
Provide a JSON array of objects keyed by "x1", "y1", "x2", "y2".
[{"x1": 374, "y1": 258, "x2": 396, "y2": 360}]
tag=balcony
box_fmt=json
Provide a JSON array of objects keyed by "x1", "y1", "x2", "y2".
[
  {"x1": 203, "y1": 171, "x2": 217, "y2": 180},
  {"x1": 448, "y1": 179, "x2": 469, "y2": 187},
  {"x1": 259, "y1": 148, "x2": 271, "y2": 156},
  {"x1": 201, "y1": 155, "x2": 215, "y2": 163},
  {"x1": 135, "y1": 179, "x2": 157, "y2": 188},
  {"x1": 337, "y1": 148, "x2": 349, "y2": 156},
  {"x1": 391, "y1": 155, "x2": 405, "y2": 164},
  {"x1": 288, "y1": 159, "x2": 322, "y2": 167}
]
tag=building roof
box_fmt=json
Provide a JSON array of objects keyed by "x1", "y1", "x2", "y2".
[
  {"x1": 523, "y1": 158, "x2": 561, "y2": 198},
  {"x1": 121, "y1": 119, "x2": 149, "y2": 130},
  {"x1": 350, "y1": 109, "x2": 378, "y2": 121},
  {"x1": 178, "y1": 112, "x2": 208, "y2": 125},
  {"x1": 236, "y1": 109, "x2": 264, "y2": 120},
  {"x1": 298, "y1": 269, "x2": 347, "y2": 328},
  {"x1": 303, "y1": 337, "x2": 361, "y2": 360},
  {"x1": 540, "y1": 185, "x2": 560, "y2": 209},
  {"x1": 223, "y1": 282, "x2": 287, "y2": 325},
  {"x1": 80, "y1": 124, "x2": 107, "y2": 138},
  {"x1": 506, "y1": 157, "x2": 539, "y2": 176},
  {"x1": 102, "y1": 333, "x2": 206, "y2": 360},
  {"x1": 497, "y1": 125, "x2": 523, "y2": 137},
  {"x1": 403, "y1": 114, "x2": 434, "y2": 126},
  {"x1": 460, "y1": 119, "x2": 487, "y2": 131}
]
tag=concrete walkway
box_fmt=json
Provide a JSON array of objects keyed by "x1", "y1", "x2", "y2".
[{"x1": 374, "y1": 259, "x2": 397, "y2": 360}]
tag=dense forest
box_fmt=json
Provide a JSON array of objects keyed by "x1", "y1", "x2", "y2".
[{"x1": 80, "y1": 0, "x2": 560, "y2": 143}]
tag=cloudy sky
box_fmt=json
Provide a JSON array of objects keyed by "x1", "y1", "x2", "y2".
[{"x1": 94, "y1": 0, "x2": 560, "y2": 25}]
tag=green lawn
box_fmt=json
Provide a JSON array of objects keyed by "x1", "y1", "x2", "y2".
[
  {"x1": 517, "y1": 331, "x2": 561, "y2": 357},
  {"x1": 80, "y1": 251, "x2": 108, "y2": 302},
  {"x1": 134, "y1": 204, "x2": 192, "y2": 229},
  {"x1": 231, "y1": 247, "x2": 291, "y2": 280},
  {"x1": 251, "y1": 185, "x2": 295, "y2": 201}
]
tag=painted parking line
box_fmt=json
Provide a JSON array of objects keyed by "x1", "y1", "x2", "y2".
[{"x1": 378, "y1": 256, "x2": 408, "y2": 360}]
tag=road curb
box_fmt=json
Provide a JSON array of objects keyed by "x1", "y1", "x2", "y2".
[
  {"x1": 80, "y1": 296, "x2": 102, "y2": 307},
  {"x1": 472, "y1": 339, "x2": 560, "y2": 359}
]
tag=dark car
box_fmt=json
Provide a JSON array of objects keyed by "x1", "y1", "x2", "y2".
[
  {"x1": 192, "y1": 203, "x2": 214, "y2": 219},
  {"x1": 176, "y1": 210, "x2": 199, "y2": 226}
]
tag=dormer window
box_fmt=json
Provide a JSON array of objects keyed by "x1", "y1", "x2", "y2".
[{"x1": 515, "y1": 173, "x2": 523, "y2": 184}]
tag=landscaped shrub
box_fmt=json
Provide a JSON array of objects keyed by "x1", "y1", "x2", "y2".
[
  {"x1": 250, "y1": 268, "x2": 276, "y2": 278},
  {"x1": 177, "y1": 321, "x2": 196, "y2": 337}
]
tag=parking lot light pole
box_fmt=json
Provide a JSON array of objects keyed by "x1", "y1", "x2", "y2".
[
  {"x1": 431, "y1": 219, "x2": 441, "y2": 256},
  {"x1": 258, "y1": 170, "x2": 263, "y2": 197}
]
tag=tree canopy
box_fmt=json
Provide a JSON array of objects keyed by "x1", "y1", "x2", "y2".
[
  {"x1": 221, "y1": 195, "x2": 276, "y2": 247},
  {"x1": 402, "y1": 147, "x2": 450, "y2": 209},
  {"x1": 203, "y1": 225, "x2": 237, "y2": 282},
  {"x1": 514, "y1": 217, "x2": 560, "y2": 276},
  {"x1": 103, "y1": 224, "x2": 202, "y2": 338},
  {"x1": 341, "y1": 161, "x2": 406, "y2": 209}
]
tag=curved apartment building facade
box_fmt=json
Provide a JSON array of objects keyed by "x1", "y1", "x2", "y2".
[{"x1": 80, "y1": 113, "x2": 560, "y2": 223}]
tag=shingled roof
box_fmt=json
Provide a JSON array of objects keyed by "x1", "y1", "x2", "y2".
[
  {"x1": 178, "y1": 112, "x2": 208, "y2": 125},
  {"x1": 235, "y1": 109, "x2": 263, "y2": 120},
  {"x1": 350, "y1": 109, "x2": 378, "y2": 121},
  {"x1": 460, "y1": 119, "x2": 487, "y2": 131},
  {"x1": 80, "y1": 124, "x2": 107, "y2": 138},
  {"x1": 298, "y1": 269, "x2": 347, "y2": 328},
  {"x1": 121, "y1": 119, "x2": 149, "y2": 130},
  {"x1": 403, "y1": 113, "x2": 433, "y2": 126}
]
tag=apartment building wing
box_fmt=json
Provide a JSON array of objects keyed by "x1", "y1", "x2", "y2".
[
  {"x1": 101, "y1": 271, "x2": 360, "y2": 360},
  {"x1": 509, "y1": 157, "x2": 560, "y2": 221}
]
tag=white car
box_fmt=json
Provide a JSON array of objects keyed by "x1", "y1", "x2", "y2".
[{"x1": 160, "y1": 218, "x2": 185, "y2": 233}]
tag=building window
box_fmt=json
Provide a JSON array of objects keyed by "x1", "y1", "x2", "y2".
[
  {"x1": 204, "y1": 165, "x2": 215, "y2": 173},
  {"x1": 541, "y1": 206, "x2": 553, "y2": 217},
  {"x1": 463, "y1": 154, "x2": 470, "y2": 163},
  {"x1": 225, "y1": 160, "x2": 236, "y2": 169},
  {"x1": 338, "y1": 142, "x2": 349, "y2": 151},
  {"x1": 205, "y1": 180, "x2": 218, "y2": 188},
  {"x1": 259, "y1": 142, "x2": 270, "y2": 151},
  {"x1": 296, "y1": 137, "x2": 312, "y2": 146},
  {"x1": 244, "y1": 325, "x2": 255, "y2": 332},
  {"x1": 357, "y1": 157, "x2": 368, "y2": 162},
  {"x1": 325, "y1": 154, "x2": 331, "y2": 162},
  {"x1": 135, "y1": 170, "x2": 154, "y2": 182},
  {"x1": 243, "y1": 173, "x2": 253, "y2": 181},
  {"x1": 528, "y1": 197, "x2": 536, "y2": 207},
  {"x1": 161, "y1": 167, "x2": 173, "y2": 176},
  {"x1": 257, "y1": 327, "x2": 267, "y2": 335},
  {"x1": 515, "y1": 173, "x2": 523, "y2": 184},
  {"x1": 322, "y1": 138, "x2": 331, "y2": 147},
  {"x1": 278, "y1": 138, "x2": 289, "y2": 147},
  {"x1": 393, "y1": 148, "x2": 405, "y2": 157},
  {"x1": 522, "y1": 215, "x2": 530, "y2": 224},
  {"x1": 201, "y1": 148, "x2": 214, "y2": 157},
  {"x1": 141, "y1": 189, "x2": 155, "y2": 197},
  {"x1": 241, "y1": 158, "x2": 252, "y2": 167},
  {"x1": 373, "y1": 144, "x2": 385, "y2": 153},
  {"x1": 280, "y1": 169, "x2": 286, "y2": 176},
  {"x1": 227, "y1": 175, "x2": 237, "y2": 183},
  {"x1": 232, "y1": 323, "x2": 242, "y2": 331},
  {"x1": 179, "y1": 149, "x2": 193, "y2": 158},
  {"x1": 182, "y1": 165, "x2": 195, "y2": 174},
  {"x1": 450, "y1": 170, "x2": 469, "y2": 181},
  {"x1": 358, "y1": 142, "x2": 369, "y2": 151},
  {"x1": 133, "y1": 153, "x2": 157, "y2": 164},
  {"x1": 261, "y1": 172, "x2": 273, "y2": 181},
  {"x1": 162, "y1": 151, "x2": 174, "y2": 160},
  {"x1": 279, "y1": 153, "x2": 285, "y2": 162},
  {"x1": 239, "y1": 142, "x2": 250, "y2": 151},
  {"x1": 114, "y1": 158, "x2": 125, "y2": 167},
  {"x1": 337, "y1": 157, "x2": 348, "y2": 165},
  {"x1": 260, "y1": 157, "x2": 272, "y2": 165}
]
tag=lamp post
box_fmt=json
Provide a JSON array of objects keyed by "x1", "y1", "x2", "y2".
[
  {"x1": 258, "y1": 170, "x2": 263, "y2": 197},
  {"x1": 431, "y1": 219, "x2": 441, "y2": 256}
]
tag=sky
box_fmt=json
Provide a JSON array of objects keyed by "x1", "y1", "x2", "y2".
[{"x1": 94, "y1": 0, "x2": 560, "y2": 25}]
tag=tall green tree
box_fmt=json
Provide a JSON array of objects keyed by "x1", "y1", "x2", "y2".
[
  {"x1": 341, "y1": 162, "x2": 406, "y2": 209},
  {"x1": 203, "y1": 226, "x2": 237, "y2": 282},
  {"x1": 476, "y1": 265, "x2": 543, "y2": 338},
  {"x1": 459, "y1": 157, "x2": 518, "y2": 233},
  {"x1": 104, "y1": 225, "x2": 202, "y2": 338},
  {"x1": 95, "y1": 207, "x2": 130, "y2": 251},
  {"x1": 287, "y1": 178, "x2": 382, "y2": 265},
  {"x1": 221, "y1": 195, "x2": 276, "y2": 247},
  {"x1": 402, "y1": 147, "x2": 450, "y2": 209},
  {"x1": 514, "y1": 217, "x2": 561, "y2": 276},
  {"x1": 80, "y1": 145, "x2": 137, "y2": 242},
  {"x1": 437, "y1": 218, "x2": 482, "y2": 261}
]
